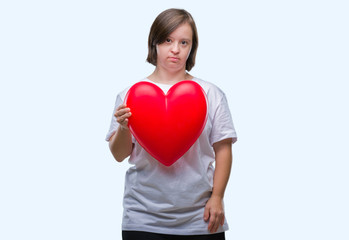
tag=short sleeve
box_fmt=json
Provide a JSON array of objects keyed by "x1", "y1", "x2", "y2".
[
  {"x1": 105, "y1": 94, "x2": 123, "y2": 141},
  {"x1": 105, "y1": 94, "x2": 136, "y2": 143},
  {"x1": 209, "y1": 93, "x2": 237, "y2": 146}
]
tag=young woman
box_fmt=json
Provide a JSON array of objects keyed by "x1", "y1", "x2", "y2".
[{"x1": 106, "y1": 8, "x2": 237, "y2": 240}]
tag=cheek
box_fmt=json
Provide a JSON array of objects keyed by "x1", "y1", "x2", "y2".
[
  {"x1": 156, "y1": 45, "x2": 167, "y2": 58},
  {"x1": 186, "y1": 46, "x2": 192, "y2": 60}
]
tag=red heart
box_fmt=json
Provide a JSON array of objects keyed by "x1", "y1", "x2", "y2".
[{"x1": 125, "y1": 80, "x2": 208, "y2": 166}]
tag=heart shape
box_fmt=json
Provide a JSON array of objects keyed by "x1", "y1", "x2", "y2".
[{"x1": 125, "y1": 80, "x2": 208, "y2": 166}]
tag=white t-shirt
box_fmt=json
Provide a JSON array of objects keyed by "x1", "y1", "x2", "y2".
[{"x1": 105, "y1": 77, "x2": 237, "y2": 235}]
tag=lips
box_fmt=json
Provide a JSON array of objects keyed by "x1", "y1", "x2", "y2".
[{"x1": 169, "y1": 57, "x2": 179, "y2": 62}]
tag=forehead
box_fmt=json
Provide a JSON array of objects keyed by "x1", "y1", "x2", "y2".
[{"x1": 169, "y1": 22, "x2": 193, "y2": 39}]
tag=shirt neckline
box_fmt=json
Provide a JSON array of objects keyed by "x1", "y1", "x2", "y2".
[{"x1": 144, "y1": 77, "x2": 197, "y2": 86}]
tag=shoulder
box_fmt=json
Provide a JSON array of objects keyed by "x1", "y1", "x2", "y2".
[
  {"x1": 115, "y1": 79, "x2": 147, "y2": 100},
  {"x1": 193, "y1": 77, "x2": 226, "y2": 101}
]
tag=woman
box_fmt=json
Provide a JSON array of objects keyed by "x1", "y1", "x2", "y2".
[{"x1": 106, "y1": 8, "x2": 237, "y2": 240}]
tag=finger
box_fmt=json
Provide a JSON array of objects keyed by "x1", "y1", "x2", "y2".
[
  {"x1": 116, "y1": 104, "x2": 127, "y2": 111},
  {"x1": 115, "y1": 108, "x2": 130, "y2": 118},
  {"x1": 220, "y1": 214, "x2": 225, "y2": 226},
  {"x1": 115, "y1": 103, "x2": 129, "y2": 114},
  {"x1": 117, "y1": 112, "x2": 132, "y2": 124},
  {"x1": 115, "y1": 108, "x2": 131, "y2": 118},
  {"x1": 208, "y1": 212, "x2": 217, "y2": 233},
  {"x1": 213, "y1": 217, "x2": 220, "y2": 233},
  {"x1": 212, "y1": 215, "x2": 220, "y2": 233},
  {"x1": 119, "y1": 112, "x2": 132, "y2": 122},
  {"x1": 214, "y1": 212, "x2": 224, "y2": 232},
  {"x1": 211, "y1": 211, "x2": 224, "y2": 233},
  {"x1": 203, "y1": 206, "x2": 210, "y2": 222}
]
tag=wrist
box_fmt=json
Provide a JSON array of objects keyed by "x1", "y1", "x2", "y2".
[{"x1": 210, "y1": 194, "x2": 223, "y2": 200}]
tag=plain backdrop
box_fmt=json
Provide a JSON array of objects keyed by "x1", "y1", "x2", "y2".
[{"x1": 1, "y1": 0, "x2": 348, "y2": 239}]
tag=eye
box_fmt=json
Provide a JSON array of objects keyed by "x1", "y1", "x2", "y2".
[
  {"x1": 166, "y1": 38, "x2": 172, "y2": 43},
  {"x1": 181, "y1": 40, "x2": 188, "y2": 45}
]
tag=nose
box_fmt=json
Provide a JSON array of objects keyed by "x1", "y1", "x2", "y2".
[{"x1": 171, "y1": 43, "x2": 179, "y2": 54}]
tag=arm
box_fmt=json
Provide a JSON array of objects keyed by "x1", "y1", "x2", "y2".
[
  {"x1": 109, "y1": 104, "x2": 133, "y2": 162},
  {"x1": 204, "y1": 138, "x2": 233, "y2": 233}
]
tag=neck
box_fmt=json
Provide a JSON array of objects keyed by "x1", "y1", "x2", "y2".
[{"x1": 148, "y1": 68, "x2": 193, "y2": 85}]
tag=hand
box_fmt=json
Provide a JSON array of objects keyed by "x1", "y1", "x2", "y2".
[
  {"x1": 114, "y1": 104, "x2": 132, "y2": 130},
  {"x1": 203, "y1": 195, "x2": 225, "y2": 233}
]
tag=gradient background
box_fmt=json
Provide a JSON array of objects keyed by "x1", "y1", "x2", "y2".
[{"x1": 1, "y1": 0, "x2": 348, "y2": 239}]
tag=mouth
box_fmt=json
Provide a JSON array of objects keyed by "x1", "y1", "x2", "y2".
[{"x1": 169, "y1": 57, "x2": 179, "y2": 62}]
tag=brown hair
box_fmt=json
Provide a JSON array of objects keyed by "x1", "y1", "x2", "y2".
[{"x1": 146, "y1": 8, "x2": 199, "y2": 71}]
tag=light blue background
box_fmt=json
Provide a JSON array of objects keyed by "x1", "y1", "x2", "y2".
[{"x1": 1, "y1": 0, "x2": 348, "y2": 239}]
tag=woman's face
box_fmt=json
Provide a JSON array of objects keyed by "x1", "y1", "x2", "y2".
[{"x1": 156, "y1": 22, "x2": 193, "y2": 73}]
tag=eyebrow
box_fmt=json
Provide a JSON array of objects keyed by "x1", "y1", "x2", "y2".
[
  {"x1": 168, "y1": 36, "x2": 192, "y2": 42},
  {"x1": 167, "y1": 35, "x2": 192, "y2": 41}
]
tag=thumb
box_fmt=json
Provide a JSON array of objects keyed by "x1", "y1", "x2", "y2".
[{"x1": 203, "y1": 206, "x2": 210, "y2": 221}]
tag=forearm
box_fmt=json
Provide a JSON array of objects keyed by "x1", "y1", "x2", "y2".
[
  {"x1": 204, "y1": 139, "x2": 233, "y2": 233},
  {"x1": 212, "y1": 140, "x2": 233, "y2": 198},
  {"x1": 109, "y1": 126, "x2": 133, "y2": 162}
]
